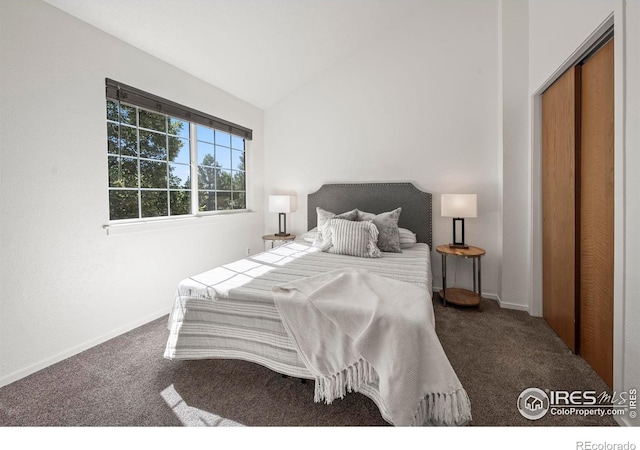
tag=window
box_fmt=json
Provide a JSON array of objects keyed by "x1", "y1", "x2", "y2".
[
  {"x1": 105, "y1": 79, "x2": 252, "y2": 221},
  {"x1": 195, "y1": 125, "x2": 247, "y2": 213}
]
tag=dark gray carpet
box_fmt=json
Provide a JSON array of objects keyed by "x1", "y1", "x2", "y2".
[{"x1": 0, "y1": 296, "x2": 617, "y2": 427}]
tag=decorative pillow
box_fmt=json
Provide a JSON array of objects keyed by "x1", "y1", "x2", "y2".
[
  {"x1": 355, "y1": 207, "x2": 402, "y2": 253},
  {"x1": 316, "y1": 207, "x2": 358, "y2": 229},
  {"x1": 312, "y1": 222, "x2": 333, "y2": 250},
  {"x1": 399, "y1": 227, "x2": 417, "y2": 249},
  {"x1": 323, "y1": 218, "x2": 380, "y2": 258},
  {"x1": 356, "y1": 210, "x2": 374, "y2": 221},
  {"x1": 313, "y1": 207, "x2": 358, "y2": 248}
]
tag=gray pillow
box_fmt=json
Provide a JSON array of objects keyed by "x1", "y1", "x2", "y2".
[
  {"x1": 324, "y1": 218, "x2": 380, "y2": 258},
  {"x1": 316, "y1": 207, "x2": 358, "y2": 228},
  {"x1": 356, "y1": 207, "x2": 402, "y2": 253}
]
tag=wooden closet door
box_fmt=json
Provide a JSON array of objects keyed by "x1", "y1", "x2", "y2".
[
  {"x1": 542, "y1": 66, "x2": 580, "y2": 353},
  {"x1": 580, "y1": 38, "x2": 614, "y2": 388}
]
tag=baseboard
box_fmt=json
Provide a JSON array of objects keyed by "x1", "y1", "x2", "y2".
[
  {"x1": 432, "y1": 287, "x2": 529, "y2": 312},
  {"x1": 496, "y1": 299, "x2": 530, "y2": 312},
  {"x1": 0, "y1": 307, "x2": 171, "y2": 389}
]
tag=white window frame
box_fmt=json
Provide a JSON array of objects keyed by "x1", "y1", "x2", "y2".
[{"x1": 105, "y1": 79, "x2": 252, "y2": 227}]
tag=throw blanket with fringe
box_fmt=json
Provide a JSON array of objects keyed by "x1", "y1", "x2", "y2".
[{"x1": 272, "y1": 268, "x2": 471, "y2": 426}]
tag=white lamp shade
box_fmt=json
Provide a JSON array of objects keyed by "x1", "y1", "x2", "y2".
[
  {"x1": 441, "y1": 194, "x2": 478, "y2": 218},
  {"x1": 268, "y1": 195, "x2": 295, "y2": 213}
]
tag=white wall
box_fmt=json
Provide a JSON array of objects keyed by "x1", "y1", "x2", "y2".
[
  {"x1": 264, "y1": 0, "x2": 501, "y2": 298},
  {"x1": 0, "y1": 0, "x2": 265, "y2": 387},
  {"x1": 529, "y1": 0, "x2": 618, "y2": 92},
  {"x1": 527, "y1": 0, "x2": 638, "y2": 426},
  {"x1": 499, "y1": 0, "x2": 530, "y2": 311}
]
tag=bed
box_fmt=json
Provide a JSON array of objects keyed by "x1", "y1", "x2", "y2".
[{"x1": 164, "y1": 182, "x2": 470, "y2": 426}]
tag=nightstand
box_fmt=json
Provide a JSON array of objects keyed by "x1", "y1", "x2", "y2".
[
  {"x1": 436, "y1": 244, "x2": 485, "y2": 309},
  {"x1": 262, "y1": 234, "x2": 296, "y2": 250}
]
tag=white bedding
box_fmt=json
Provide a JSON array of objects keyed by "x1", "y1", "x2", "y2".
[{"x1": 164, "y1": 240, "x2": 437, "y2": 424}]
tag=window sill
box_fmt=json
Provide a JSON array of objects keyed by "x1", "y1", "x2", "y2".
[{"x1": 104, "y1": 210, "x2": 255, "y2": 236}]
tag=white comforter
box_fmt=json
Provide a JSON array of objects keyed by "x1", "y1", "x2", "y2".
[{"x1": 272, "y1": 267, "x2": 471, "y2": 426}]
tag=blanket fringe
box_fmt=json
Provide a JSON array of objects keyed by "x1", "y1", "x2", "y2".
[
  {"x1": 314, "y1": 359, "x2": 376, "y2": 404},
  {"x1": 412, "y1": 388, "x2": 472, "y2": 426}
]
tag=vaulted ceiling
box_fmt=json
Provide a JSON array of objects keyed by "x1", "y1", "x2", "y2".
[{"x1": 44, "y1": 0, "x2": 425, "y2": 109}]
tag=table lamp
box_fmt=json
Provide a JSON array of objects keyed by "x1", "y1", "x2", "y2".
[
  {"x1": 268, "y1": 195, "x2": 295, "y2": 236},
  {"x1": 441, "y1": 194, "x2": 477, "y2": 249}
]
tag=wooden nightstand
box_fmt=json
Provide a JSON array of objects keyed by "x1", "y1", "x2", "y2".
[
  {"x1": 262, "y1": 234, "x2": 296, "y2": 250},
  {"x1": 436, "y1": 244, "x2": 485, "y2": 309}
]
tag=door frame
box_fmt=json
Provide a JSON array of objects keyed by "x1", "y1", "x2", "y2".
[{"x1": 530, "y1": 11, "x2": 626, "y2": 403}]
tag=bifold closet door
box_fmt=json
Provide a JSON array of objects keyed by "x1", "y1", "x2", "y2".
[
  {"x1": 542, "y1": 66, "x2": 580, "y2": 353},
  {"x1": 580, "y1": 38, "x2": 614, "y2": 388}
]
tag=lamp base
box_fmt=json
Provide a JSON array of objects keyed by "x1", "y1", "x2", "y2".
[
  {"x1": 449, "y1": 218, "x2": 469, "y2": 249},
  {"x1": 276, "y1": 212, "x2": 289, "y2": 236}
]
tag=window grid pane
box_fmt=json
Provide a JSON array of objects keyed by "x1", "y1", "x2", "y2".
[
  {"x1": 198, "y1": 190, "x2": 216, "y2": 212},
  {"x1": 107, "y1": 97, "x2": 247, "y2": 221},
  {"x1": 170, "y1": 190, "x2": 191, "y2": 216}
]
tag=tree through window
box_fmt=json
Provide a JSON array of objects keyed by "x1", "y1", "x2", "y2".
[{"x1": 105, "y1": 79, "x2": 250, "y2": 221}]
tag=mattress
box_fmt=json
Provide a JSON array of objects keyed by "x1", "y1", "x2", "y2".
[{"x1": 164, "y1": 240, "x2": 433, "y2": 423}]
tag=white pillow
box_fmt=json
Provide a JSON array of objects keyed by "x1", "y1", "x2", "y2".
[
  {"x1": 322, "y1": 218, "x2": 381, "y2": 258},
  {"x1": 399, "y1": 227, "x2": 417, "y2": 248},
  {"x1": 301, "y1": 228, "x2": 318, "y2": 243}
]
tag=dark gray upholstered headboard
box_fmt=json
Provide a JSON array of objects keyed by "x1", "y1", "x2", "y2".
[{"x1": 307, "y1": 182, "x2": 432, "y2": 249}]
